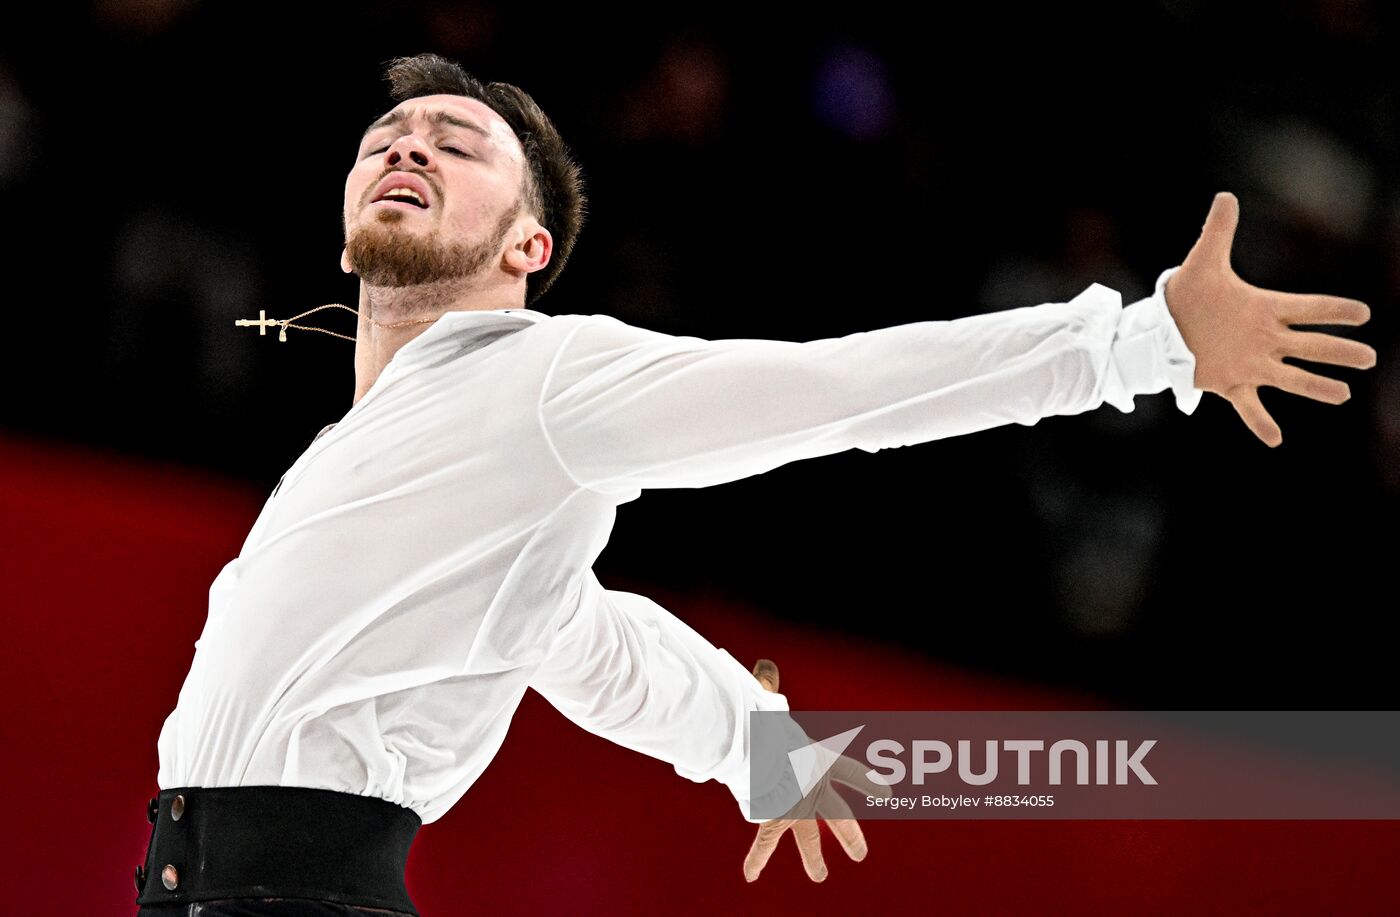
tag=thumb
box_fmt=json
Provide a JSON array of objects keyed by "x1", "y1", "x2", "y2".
[
  {"x1": 753, "y1": 658, "x2": 780, "y2": 693},
  {"x1": 1190, "y1": 191, "x2": 1240, "y2": 270}
]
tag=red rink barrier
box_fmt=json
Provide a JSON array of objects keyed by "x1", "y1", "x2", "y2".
[{"x1": 1, "y1": 431, "x2": 1395, "y2": 916}]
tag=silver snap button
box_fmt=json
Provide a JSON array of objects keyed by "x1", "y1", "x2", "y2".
[
  {"x1": 161, "y1": 864, "x2": 179, "y2": 890},
  {"x1": 171, "y1": 794, "x2": 185, "y2": 821}
]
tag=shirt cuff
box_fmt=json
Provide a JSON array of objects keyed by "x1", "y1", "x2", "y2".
[
  {"x1": 694, "y1": 647, "x2": 802, "y2": 824},
  {"x1": 1103, "y1": 265, "x2": 1205, "y2": 416}
]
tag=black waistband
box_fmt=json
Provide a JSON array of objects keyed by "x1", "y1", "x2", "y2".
[{"x1": 134, "y1": 785, "x2": 421, "y2": 914}]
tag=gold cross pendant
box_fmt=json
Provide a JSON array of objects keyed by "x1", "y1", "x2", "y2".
[{"x1": 235, "y1": 310, "x2": 288, "y2": 342}]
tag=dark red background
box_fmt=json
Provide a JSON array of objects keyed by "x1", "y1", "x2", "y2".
[{"x1": 3, "y1": 431, "x2": 1397, "y2": 916}]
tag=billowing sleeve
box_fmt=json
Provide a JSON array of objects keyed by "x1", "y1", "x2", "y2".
[
  {"x1": 538, "y1": 268, "x2": 1203, "y2": 497},
  {"x1": 527, "y1": 572, "x2": 791, "y2": 823}
]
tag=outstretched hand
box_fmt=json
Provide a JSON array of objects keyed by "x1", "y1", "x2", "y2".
[
  {"x1": 742, "y1": 659, "x2": 891, "y2": 883},
  {"x1": 1163, "y1": 191, "x2": 1377, "y2": 447}
]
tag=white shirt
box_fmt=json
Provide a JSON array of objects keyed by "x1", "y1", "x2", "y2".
[{"x1": 156, "y1": 265, "x2": 1202, "y2": 824}]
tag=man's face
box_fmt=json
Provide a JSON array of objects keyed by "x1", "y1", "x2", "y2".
[{"x1": 343, "y1": 94, "x2": 529, "y2": 289}]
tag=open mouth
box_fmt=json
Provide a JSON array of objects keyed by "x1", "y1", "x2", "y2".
[
  {"x1": 372, "y1": 198, "x2": 428, "y2": 211},
  {"x1": 371, "y1": 189, "x2": 429, "y2": 209}
]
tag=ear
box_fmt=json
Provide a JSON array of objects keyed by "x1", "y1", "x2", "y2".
[
  {"x1": 503, "y1": 221, "x2": 553, "y2": 277},
  {"x1": 340, "y1": 247, "x2": 353, "y2": 274}
]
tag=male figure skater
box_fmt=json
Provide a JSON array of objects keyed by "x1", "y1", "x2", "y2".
[{"x1": 136, "y1": 52, "x2": 1376, "y2": 914}]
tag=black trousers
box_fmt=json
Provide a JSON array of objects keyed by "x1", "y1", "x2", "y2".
[{"x1": 134, "y1": 786, "x2": 422, "y2": 917}]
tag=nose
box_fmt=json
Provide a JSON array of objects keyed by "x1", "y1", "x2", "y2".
[{"x1": 384, "y1": 133, "x2": 433, "y2": 169}]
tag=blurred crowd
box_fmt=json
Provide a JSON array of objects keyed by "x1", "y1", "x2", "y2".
[{"x1": 1, "y1": 0, "x2": 1395, "y2": 704}]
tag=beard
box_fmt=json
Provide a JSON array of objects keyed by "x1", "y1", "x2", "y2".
[{"x1": 345, "y1": 199, "x2": 520, "y2": 288}]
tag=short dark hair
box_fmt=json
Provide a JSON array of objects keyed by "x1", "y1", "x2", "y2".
[{"x1": 381, "y1": 53, "x2": 587, "y2": 307}]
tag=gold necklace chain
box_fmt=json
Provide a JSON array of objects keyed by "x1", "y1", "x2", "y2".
[{"x1": 235, "y1": 303, "x2": 439, "y2": 343}]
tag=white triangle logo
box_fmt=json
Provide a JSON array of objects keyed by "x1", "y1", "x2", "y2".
[{"x1": 787, "y1": 725, "x2": 865, "y2": 798}]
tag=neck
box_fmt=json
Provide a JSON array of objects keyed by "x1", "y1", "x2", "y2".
[{"x1": 351, "y1": 275, "x2": 523, "y2": 405}]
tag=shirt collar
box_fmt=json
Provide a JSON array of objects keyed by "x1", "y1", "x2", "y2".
[
  {"x1": 390, "y1": 306, "x2": 549, "y2": 366},
  {"x1": 432, "y1": 307, "x2": 549, "y2": 325}
]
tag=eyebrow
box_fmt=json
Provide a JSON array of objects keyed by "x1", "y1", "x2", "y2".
[{"x1": 360, "y1": 108, "x2": 493, "y2": 144}]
